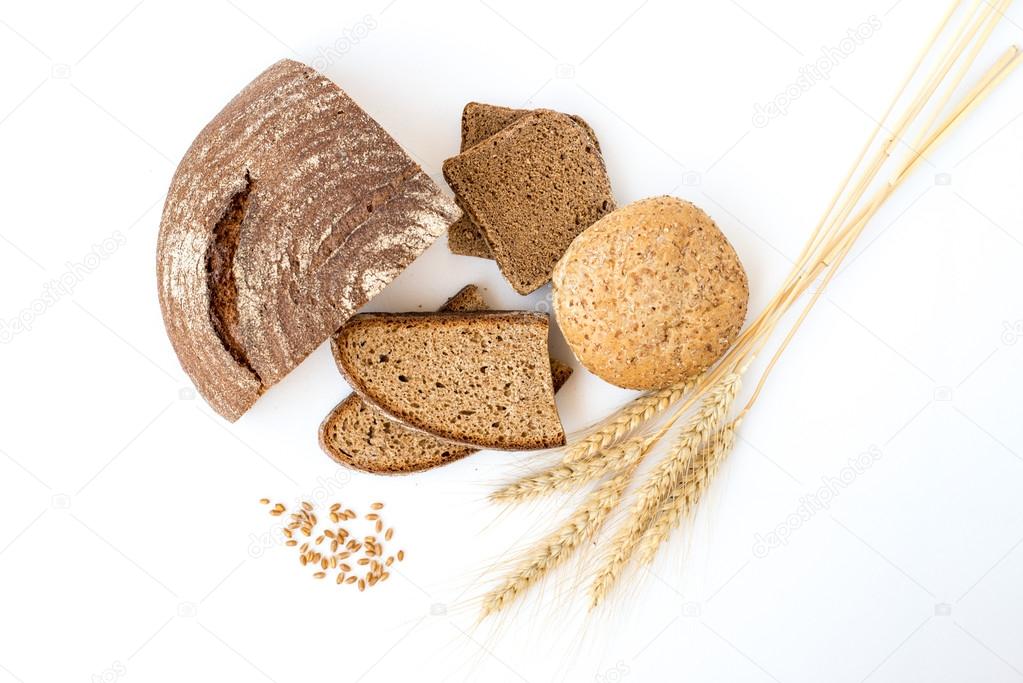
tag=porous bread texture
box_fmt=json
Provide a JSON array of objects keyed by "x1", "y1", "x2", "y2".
[
  {"x1": 320, "y1": 360, "x2": 572, "y2": 474},
  {"x1": 447, "y1": 103, "x2": 531, "y2": 258},
  {"x1": 447, "y1": 203, "x2": 496, "y2": 258},
  {"x1": 331, "y1": 311, "x2": 566, "y2": 450},
  {"x1": 443, "y1": 110, "x2": 614, "y2": 294},
  {"x1": 319, "y1": 284, "x2": 481, "y2": 474},
  {"x1": 552, "y1": 196, "x2": 749, "y2": 390},
  {"x1": 448, "y1": 103, "x2": 602, "y2": 260},
  {"x1": 157, "y1": 59, "x2": 460, "y2": 421},
  {"x1": 320, "y1": 285, "x2": 573, "y2": 473}
]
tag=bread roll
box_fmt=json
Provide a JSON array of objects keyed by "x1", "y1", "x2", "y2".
[{"x1": 552, "y1": 196, "x2": 748, "y2": 390}]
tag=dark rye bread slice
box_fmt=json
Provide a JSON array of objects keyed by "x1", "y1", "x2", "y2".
[
  {"x1": 157, "y1": 59, "x2": 460, "y2": 420},
  {"x1": 448, "y1": 103, "x2": 600, "y2": 259},
  {"x1": 331, "y1": 311, "x2": 566, "y2": 450},
  {"x1": 319, "y1": 285, "x2": 573, "y2": 474},
  {"x1": 460, "y1": 103, "x2": 601, "y2": 154},
  {"x1": 443, "y1": 110, "x2": 615, "y2": 294}
]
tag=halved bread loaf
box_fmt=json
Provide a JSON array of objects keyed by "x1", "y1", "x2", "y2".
[
  {"x1": 448, "y1": 103, "x2": 601, "y2": 259},
  {"x1": 443, "y1": 110, "x2": 615, "y2": 294},
  {"x1": 157, "y1": 59, "x2": 459, "y2": 420},
  {"x1": 319, "y1": 285, "x2": 573, "y2": 473},
  {"x1": 331, "y1": 310, "x2": 566, "y2": 450}
]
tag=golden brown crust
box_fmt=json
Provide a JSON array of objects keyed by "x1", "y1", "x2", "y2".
[
  {"x1": 552, "y1": 196, "x2": 748, "y2": 390},
  {"x1": 157, "y1": 59, "x2": 460, "y2": 420}
]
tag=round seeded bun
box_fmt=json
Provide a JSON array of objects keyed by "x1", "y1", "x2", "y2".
[{"x1": 552, "y1": 196, "x2": 748, "y2": 390}]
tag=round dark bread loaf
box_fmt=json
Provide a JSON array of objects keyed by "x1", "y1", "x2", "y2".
[{"x1": 157, "y1": 59, "x2": 460, "y2": 421}]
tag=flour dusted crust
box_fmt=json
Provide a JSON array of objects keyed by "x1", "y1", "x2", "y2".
[
  {"x1": 552, "y1": 196, "x2": 748, "y2": 390},
  {"x1": 157, "y1": 59, "x2": 460, "y2": 420}
]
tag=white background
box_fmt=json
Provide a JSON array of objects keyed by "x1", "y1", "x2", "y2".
[{"x1": 2, "y1": 0, "x2": 1022, "y2": 681}]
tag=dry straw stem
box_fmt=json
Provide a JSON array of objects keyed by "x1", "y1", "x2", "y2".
[
  {"x1": 480, "y1": 466, "x2": 637, "y2": 618},
  {"x1": 650, "y1": 2, "x2": 1020, "y2": 429},
  {"x1": 645, "y1": 9, "x2": 1022, "y2": 431},
  {"x1": 561, "y1": 379, "x2": 695, "y2": 464},
  {"x1": 637, "y1": 420, "x2": 740, "y2": 567},
  {"x1": 589, "y1": 374, "x2": 741, "y2": 608},
  {"x1": 743, "y1": 44, "x2": 1023, "y2": 415},
  {"x1": 491, "y1": 435, "x2": 655, "y2": 503},
  {"x1": 482, "y1": 0, "x2": 1020, "y2": 618},
  {"x1": 782, "y1": 0, "x2": 990, "y2": 289}
]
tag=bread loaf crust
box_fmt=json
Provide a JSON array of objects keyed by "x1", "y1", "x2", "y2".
[{"x1": 157, "y1": 59, "x2": 459, "y2": 420}]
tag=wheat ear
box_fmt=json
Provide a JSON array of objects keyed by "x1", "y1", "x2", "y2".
[
  {"x1": 589, "y1": 374, "x2": 741, "y2": 608},
  {"x1": 636, "y1": 420, "x2": 739, "y2": 566},
  {"x1": 480, "y1": 466, "x2": 636, "y2": 618},
  {"x1": 491, "y1": 436, "x2": 655, "y2": 504},
  {"x1": 562, "y1": 379, "x2": 694, "y2": 464}
]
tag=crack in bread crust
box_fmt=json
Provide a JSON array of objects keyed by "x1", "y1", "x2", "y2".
[
  {"x1": 156, "y1": 59, "x2": 461, "y2": 420},
  {"x1": 206, "y1": 171, "x2": 262, "y2": 384}
]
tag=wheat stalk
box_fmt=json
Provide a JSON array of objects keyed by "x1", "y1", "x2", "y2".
[
  {"x1": 480, "y1": 0, "x2": 1019, "y2": 618},
  {"x1": 636, "y1": 420, "x2": 739, "y2": 566},
  {"x1": 480, "y1": 466, "x2": 636, "y2": 618},
  {"x1": 589, "y1": 374, "x2": 741, "y2": 608},
  {"x1": 491, "y1": 435, "x2": 654, "y2": 504},
  {"x1": 561, "y1": 379, "x2": 694, "y2": 464}
]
